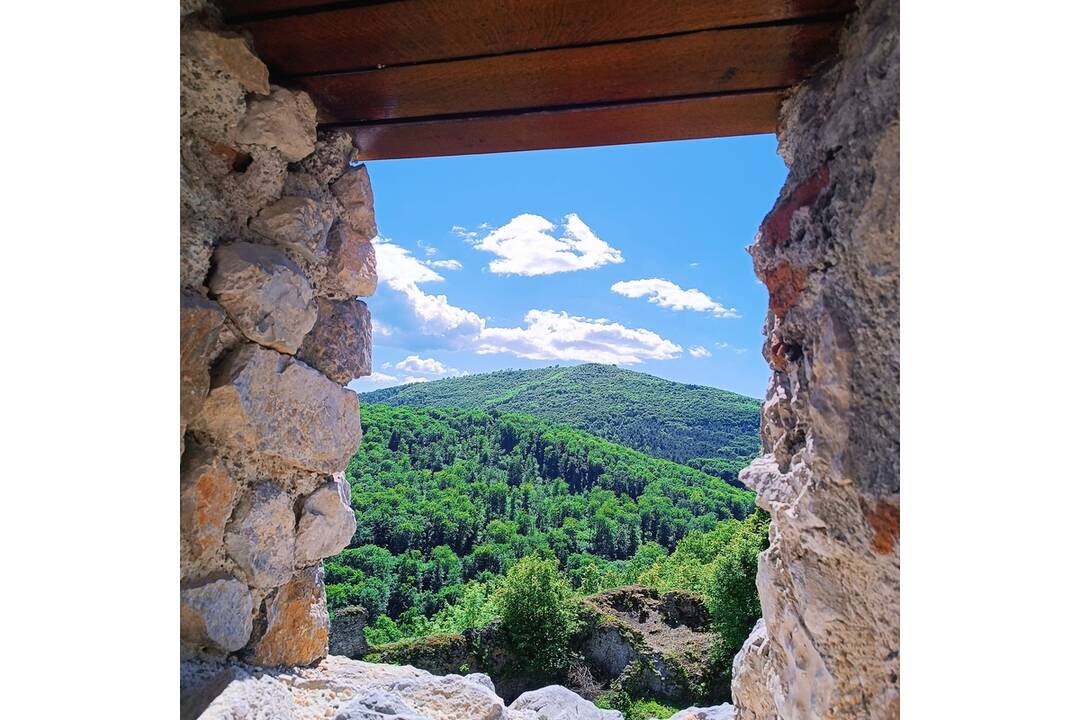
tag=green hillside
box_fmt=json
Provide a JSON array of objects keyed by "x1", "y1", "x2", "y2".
[
  {"x1": 359, "y1": 364, "x2": 762, "y2": 471},
  {"x1": 328, "y1": 404, "x2": 762, "y2": 648}
]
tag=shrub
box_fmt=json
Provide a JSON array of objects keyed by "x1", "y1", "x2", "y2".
[{"x1": 496, "y1": 555, "x2": 579, "y2": 674}]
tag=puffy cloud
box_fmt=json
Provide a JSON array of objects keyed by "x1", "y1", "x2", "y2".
[
  {"x1": 372, "y1": 238, "x2": 681, "y2": 365},
  {"x1": 468, "y1": 213, "x2": 623, "y2": 276},
  {"x1": 395, "y1": 355, "x2": 463, "y2": 376},
  {"x1": 372, "y1": 237, "x2": 485, "y2": 346},
  {"x1": 426, "y1": 259, "x2": 463, "y2": 271},
  {"x1": 689, "y1": 345, "x2": 712, "y2": 358},
  {"x1": 716, "y1": 341, "x2": 749, "y2": 354},
  {"x1": 477, "y1": 310, "x2": 682, "y2": 365},
  {"x1": 610, "y1": 278, "x2": 737, "y2": 318},
  {"x1": 401, "y1": 376, "x2": 430, "y2": 384}
]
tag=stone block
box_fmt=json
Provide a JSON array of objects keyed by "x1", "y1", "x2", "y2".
[
  {"x1": 181, "y1": 445, "x2": 238, "y2": 581},
  {"x1": 249, "y1": 196, "x2": 334, "y2": 263},
  {"x1": 322, "y1": 222, "x2": 378, "y2": 299},
  {"x1": 225, "y1": 481, "x2": 296, "y2": 589},
  {"x1": 295, "y1": 473, "x2": 356, "y2": 566},
  {"x1": 330, "y1": 165, "x2": 377, "y2": 240},
  {"x1": 181, "y1": 578, "x2": 255, "y2": 653},
  {"x1": 208, "y1": 242, "x2": 316, "y2": 354},
  {"x1": 296, "y1": 298, "x2": 372, "y2": 385},
  {"x1": 190, "y1": 343, "x2": 362, "y2": 474},
  {"x1": 236, "y1": 87, "x2": 317, "y2": 162},
  {"x1": 252, "y1": 565, "x2": 329, "y2": 666},
  {"x1": 181, "y1": 292, "x2": 226, "y2": 440}
]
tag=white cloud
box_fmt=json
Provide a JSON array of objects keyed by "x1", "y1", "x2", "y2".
[
  {"x1": 689, "y1": 262, "x2": 700, "y2": 267},
  {"x1": 426, "y1": 259, "x2": 463, "y2": 271},
  {"x1": 372, "y1": 237, "x2": 485, "y2": 345},
  {"x1": 346, "y1": 371, "x2": 401, "y2": 392},
  {"x1": 402, "y1": 376, "x2": 430, "y2": 384},
  {"x1": 476, "y1": 310, "x2": 682, "y2": 365},
  {"x1": 468, "y1": 213, "x2": 623, "y2": 276},
  {"x1": 395, "y1": 355, "x2": 463, "y2": 376},
  {"x1": 716, "y1": 341, "x2": 749, "y2": 354},
  {"x1": 373, "y1": 238, "x2": 681, "y2": 365},
  {"x1": 689, "y1": 345, "x2": 712, "y2": 358},
  {"x1": 610, "y1": 278, "x2": 737, "y2": 318}
]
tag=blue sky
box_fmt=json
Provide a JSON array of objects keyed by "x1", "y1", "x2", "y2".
[{"x1": 347, "y1": 135, "x2": 787, "y2": 399}]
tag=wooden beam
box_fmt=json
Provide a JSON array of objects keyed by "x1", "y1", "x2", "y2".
[
  {"x1": 344, "y1": 90, "x2": 784, "y2": 160},
  {"x1": 297, "y1": 22, "x2": 840, "y2": 124},
  {"x1": 224, "y1": 0, "x2": 854, "y2": 75}
]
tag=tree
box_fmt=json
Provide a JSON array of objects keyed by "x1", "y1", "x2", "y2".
[
  {"x1": 496, "y1": 555, "x2": 579, "y2": 675},
  {"x1": 707, "y1": 509, "x2": 770, "y2": 676}
]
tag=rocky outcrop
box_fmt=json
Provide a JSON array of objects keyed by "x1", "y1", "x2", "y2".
[
  {"x1": 730, "y1": 1, "x2": 900, "y2": 718},
  {"x1": 181, "y1": 11, "x2": 374, "y2": 673},
  {"x1": 578, "y1": 586, "x2": 713, "y2": 702},
  {"x1": 180, "y1": 655, "x2": 621, "y2": 720}
]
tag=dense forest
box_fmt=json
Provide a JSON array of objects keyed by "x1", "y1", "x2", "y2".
[
  {"x1": 326, "y1": 403, "x2": 767, "y2": 686},
  {"x1": 358, "y1": 364, "x2": 761, "y2": 471}
]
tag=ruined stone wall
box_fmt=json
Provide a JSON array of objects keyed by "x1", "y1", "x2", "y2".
[
  {"x1": 179, "y1": 2, "x2": 377, "y2": 666},
  {"x1": 731, "y1": 0, "x2": 899, "y2": 718}
]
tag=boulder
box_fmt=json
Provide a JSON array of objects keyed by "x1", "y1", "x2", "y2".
[
  {"x1": 208, "y1": 242, "x2": 316, "y2": 354},
  {"x1": 323, "y1": 222, "x2": 378, "y2": 299},
  {"x1": 181, "y1": 31, "x2": 270, "y2": 95},
  {"x1": 180, "y1": 445, "x2": 238, "y2": 580},
  {"x1": 329, "y1": 605, "x2": 370, "y2": 659},
  {"x1": 225, "y1": 481, "x2": 296, "y2": 589},
  {"x1": 250, "y1": 196, "x2": 334, "y2": 263},
  {"x1": 296, "y1": 474, "x2": 356, "y2": 565},
  {"x1": 180, "y1": 578, "x2": 254, "y2": 653},
  {"x1": 297, "y1": 298, "x2": 372, "y2": 385},
  {"x1": 330, "y1": 165, "x2": 377, "y2": 239},
  {"x1": 666, "y1": 706, "x2": 736, "y2": 720},
  {"x1": 384, "y1": 674, "x2": 507, "y2": 720},
  {"x1": 190, "y1": 343, "x2": 362, "y2": 474},
  {"x1": 236, "y1": 87, "x2": 317, "y2": 162},
  {"x1": 180, "y1": 292, "x2": 226, "y2": 440},
  {"x1": 508, "y1": 686, "x2": 623, "y2": 720},
  {"x1": 252, "y1": 565, "x2": 330, "y2": 667}
]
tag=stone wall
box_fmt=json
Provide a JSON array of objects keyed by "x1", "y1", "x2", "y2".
[
  {"x1": 731, "y1": 0, "x2": 899, "y2": 718},
  {"x1": 180, "y1": 2, "x2": 377, "y2": 667}
]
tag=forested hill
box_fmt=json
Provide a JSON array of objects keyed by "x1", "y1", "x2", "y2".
[
  {"x1": 328, "y1": 403, "x2": 759, "y2": 637},
  {"x1": 359, "y1": 364, "x2": 761, "y2": 468}
]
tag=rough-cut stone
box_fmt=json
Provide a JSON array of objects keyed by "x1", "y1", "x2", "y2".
[
  {"x1": 330, "y1": 165, "x2": 377, "y2": 239},
  {"x1": 181, "y1": 578, "x2": 255, "y2": 653},
  {"x1": 250, "y1": 196, "x2": 335, "y2": 263},
  {"x1": 181, "y1": 222, "x2": 216, "y2": 291},
  {"x1": 508, "y1": 686, "x2": 622, "y2": 720},
  {"x1": 221, "y1": 146, "x2": 289, "y2": 227},
  {"x1": 730, "y1": 1, "x2": 900, "y2": 719},
  {"x1": 208, "y1": 242, "x2": 316, "y2": 354},
  {"x1": 329, "y1": 605, "x2": 370, "y2": 659},
  {"x1": 237, "y1": 87, "x2": 318, "y2": 162},
  {"x1": 252, "y1": 565, "x2": 329, "y2": 667},
  {"x1": 181, "y1": 291, "x2": 226, "y2": 441},
  {"x1": 296, "y1": 474, "x2": 356, "y2": 566},
  {"x1": 180, "y1": 32, "x2": 247, "y2": 145},
  {"x1": 181, "y1": 31, "x2": 270, "y2": 95},
  {"x1": 297, "y1": 298, "x2": 372, "y2": 385},
  {"x1": 731, "y1": 619, "x2": 776, "y2": 720},
  {"x1": 666, "y1": 706, "x2": 735, "y2": 720},
  {"x1": 181, "y1": 445, "x2": 238, "y2": 580},
  {"x1": 191, "y1": 343, "x2": 362, "y2": 474},
  {"x1": 323, "y1": 222, "x2": 378, "y2": 299},
  {"x1": 299, "y1": 130, "x2": 356, "y2": 187},
  {"x1": 225, "y1": 481, "x2": 296, "y2": 588}
]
